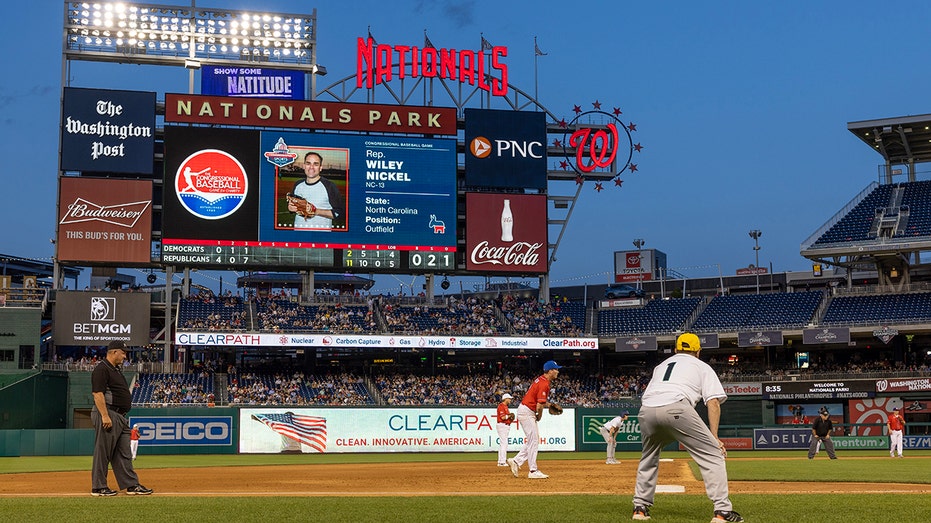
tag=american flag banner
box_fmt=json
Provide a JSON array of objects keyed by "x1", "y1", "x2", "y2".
[{"x1": 252, "y1": 412, "x2": 327, "y2": 452}]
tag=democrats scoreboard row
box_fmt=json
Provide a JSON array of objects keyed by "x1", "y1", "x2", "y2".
[{"x1": 160, "y1": 127, "x2": 457, "y2": 272}]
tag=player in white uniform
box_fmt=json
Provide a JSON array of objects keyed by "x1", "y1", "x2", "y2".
[
  {"x1": 631, "y1": 333, "x2": 743, "y2": 523},
  {"x1": 599, "y1": 411, "x2": 629, "y2": 464}
]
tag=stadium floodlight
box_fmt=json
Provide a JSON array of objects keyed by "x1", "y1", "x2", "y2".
[
  {"x1": 63, "y1": 1, "x2": 320, "y2": 72},
  {"x1": 749, "y1": 229, "x2": 762, "y2": 294},
  {"x1": 632, "y1": 239, "x2": 645, "y2": 290}
]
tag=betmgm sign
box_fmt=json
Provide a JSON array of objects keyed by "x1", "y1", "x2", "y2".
[{"x1": 53, "y1": 291, "x2": 150, "y2": 346}]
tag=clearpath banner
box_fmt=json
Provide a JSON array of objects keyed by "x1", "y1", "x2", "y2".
[
  {"x1": 239, "y1": 407, "x2": 576, "y2": 453},
  {"x1": 176, "y1": 332, "x2": 598, "y2": 350}
]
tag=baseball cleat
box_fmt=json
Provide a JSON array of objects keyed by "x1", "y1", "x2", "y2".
[
  {"x1": 125, "y1": 485, "x2": 153, "y2": 495},
  {"x1": 91, "y1": 488, "x2": 118, "y2": 497},
  {"x1": 506, "y1": 457, "x2": 519, "y2": 477},
  {"x1": 527, "y1": 470, "x2": 548, "y2": 479},
  {"x1": 606, "y1": 458, "x2": 620, "y2": 464},
  {"x1": 632, "y1": 505, "x2": 651, "y2": 520},
  {"x1": 711, "y1": 510, "x2": 744, "y2": 522}
]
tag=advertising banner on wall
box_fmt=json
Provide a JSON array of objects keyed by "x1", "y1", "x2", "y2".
[
  {"x1": 57, "y1": 178, "x2": 152, "y2": 263},
  {"x1": 53, "y1": 291, "x2": 151, "y2": 346},
  {"x1": 201, "y1": 65, "x2": 305, "y2": 100},
  {"x1": 175, "y1": 331, "x2": 597, "y2": 350},
  {"x1": 697, "y1": 332, "x2": 720, "y2": 349},
  {"x1": 465, "y1": 193, "x2": 547, "y2": 273},
  {"x1": 761, "y1": 380, "x2": 874, "y2": 400},
  {"x1": 802, "y1": 327, "x2": 850, "y2": 345},
  {"x1": 846, "y1": 397, "x2": 902, "y2": 436},
  {"x1": 614, "y1": 336, "x2": 657, "y2": 352},
  {"x1": 128, "y1": 416, "x2": 233, "y2": 446},
  {"x1": 737, "y1": 330, "x2": 783, "y2": 347},
  {"x1": 239, "y1": 407, "x2": 576, "y2": 453},
  {"x1": 60, "y1": 87, "x2": 155, "y2": 174},
  {"x1": 464, "y1": 109, "x2": 546, "y2": 190}
]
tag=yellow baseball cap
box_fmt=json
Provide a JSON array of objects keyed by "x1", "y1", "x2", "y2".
[{"x1": 676, "y1": 333, "x2": 701, "y2": 352}]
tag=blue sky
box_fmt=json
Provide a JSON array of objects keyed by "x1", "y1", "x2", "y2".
[{"x1": 2, "y1": 1, "x2": 928, "y2": 293}]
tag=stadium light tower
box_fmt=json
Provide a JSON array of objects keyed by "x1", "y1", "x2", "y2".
[
  {"x1": 633, "y1": 238, "x2": 645, "y2": 290},
  {"x1": 749, "y1": 230, "x2": 762, "y2": 293}
]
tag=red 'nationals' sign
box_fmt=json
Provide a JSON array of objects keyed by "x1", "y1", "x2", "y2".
[{"x1": 465, "y1": 193, "x2": 547, "y2": 273}]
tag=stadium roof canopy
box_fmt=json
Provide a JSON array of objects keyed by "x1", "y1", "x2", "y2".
[
  {"x1": 0, "y1": 253, "x2": 81, "y2": 285},
  {"x1": 848, "y1": 114, "x2": 931, "y2": 169},
  {"x1": 236, "y1": 272, "x2": 375, "y2": 291}
]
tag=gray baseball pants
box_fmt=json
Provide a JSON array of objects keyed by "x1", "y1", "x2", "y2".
[
  {"x1": 91, "y1": 407, "x2": 140, "y2": 490},
  {"x1": 633, "y1": 398, "x2": 733, "y2": 511}
]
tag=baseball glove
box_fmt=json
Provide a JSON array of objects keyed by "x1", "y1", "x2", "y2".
[
  {"x1": 506, "y1": 413, "x2": 516, "y2": 422},
  {"x1": 287, "y1": 193, "x2": 317, "y2": 218},
  {"x1": 548, "y1": 403, "x2": 564, "y2": 415}
]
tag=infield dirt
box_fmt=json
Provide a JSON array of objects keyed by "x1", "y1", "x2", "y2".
[{"x1": 3, "y1": 458, "x2": 931, "y2": 497}]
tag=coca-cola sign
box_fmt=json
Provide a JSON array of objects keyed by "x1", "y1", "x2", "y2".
[{"x1": 465, "y1": 193, "x2": 547, "y2": 273}]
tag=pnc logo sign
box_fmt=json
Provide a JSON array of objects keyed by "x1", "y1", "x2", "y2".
[
  {"x1": 470, "y1": 137, "x2": 492, "y2": 158},
  {"x1": 469, "y1": 137, "x2": 542, "y2": 160}
]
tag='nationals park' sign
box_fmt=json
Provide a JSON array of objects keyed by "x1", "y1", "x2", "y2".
[{"x1": 164, "y1": 94, "x2": 457, "y2": 136}]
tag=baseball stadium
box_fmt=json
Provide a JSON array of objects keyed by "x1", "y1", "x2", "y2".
[{"x1": 3, "y1": 2, "x2": 931, "y2": 522}]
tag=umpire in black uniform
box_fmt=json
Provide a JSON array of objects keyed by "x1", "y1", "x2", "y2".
[
  {"x1": 807, "y1": 407, "x2": 838, "y2": 459},
  {"x1": 91, "y1": 340, "x2": 153, "y2": 496}
]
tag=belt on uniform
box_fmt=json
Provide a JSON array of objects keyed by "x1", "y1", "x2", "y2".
[{"x1": 107, "y1": 405, "x2": 129, "y2": 415}]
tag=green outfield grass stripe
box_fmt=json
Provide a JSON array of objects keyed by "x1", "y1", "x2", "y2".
[{"x1": 1, "y1": 494, "x2": 930, "y2": 523}]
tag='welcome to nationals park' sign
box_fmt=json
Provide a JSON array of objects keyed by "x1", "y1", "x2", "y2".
[{"x1": 164, "y1": 94, "x2": 457, "y2": 136}]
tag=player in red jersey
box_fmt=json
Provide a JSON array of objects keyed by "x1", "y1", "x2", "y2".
[
  {"x1": 506, "y1": 360, "x2": 561, "y2": 479},
  {"x1": 888, "y1": 407, "x2": 906, "y2": 458},
  {"x1": 496, "y1": 393, "x2": 515, "y2": 466}
]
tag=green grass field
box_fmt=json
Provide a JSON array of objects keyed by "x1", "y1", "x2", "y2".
[{"x1": 2, "y1": 451, "x2": 930, "y2": 522}]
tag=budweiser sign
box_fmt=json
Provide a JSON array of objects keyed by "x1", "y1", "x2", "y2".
[
  {"x1": 465, "y1": 193, "x2": 548, "y2": 273},
  {"x1": 57, "y1": 178, "x2": 153, "y2": 264},
  {"x1": 60, "y1": 197, "x2": 150, "y2": 227}
]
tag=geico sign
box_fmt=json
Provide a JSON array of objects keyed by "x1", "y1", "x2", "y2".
[
  {"x1": 470, "y1": 137, "x2": 543, "y2": 159},
  {"x1": 137, "y1": 421, "x2": 230, "y2": 442}
]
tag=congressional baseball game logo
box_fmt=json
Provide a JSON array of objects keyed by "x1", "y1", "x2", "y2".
[
  {"x1": 174, "y1": 149, "x2": 249, "y2": 220},
  {"x1": 59, "y1": 197, "x2": 150, "y2": 228},
  {"x1": 90, "y1": 296, "x2": 116, "y2": 322},
  {"x1": 263, "y1": 137, "x2": 298, "y2": 173}
]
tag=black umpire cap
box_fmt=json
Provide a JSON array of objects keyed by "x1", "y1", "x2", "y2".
[{"x1": 107, "y1": 340, "x2": 128, "y2": 352}]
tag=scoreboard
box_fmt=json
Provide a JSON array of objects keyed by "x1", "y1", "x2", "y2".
[
  {"x1": 160, "y1": 126, "x2": 458, "y2": 273},
  {"x1": 160, "y1": 243, "x2": 456, "y2": 272}
]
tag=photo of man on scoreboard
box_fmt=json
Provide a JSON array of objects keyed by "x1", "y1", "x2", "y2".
[{"x1": 279, "y1": 148, "x2": 348, "y2": 231}]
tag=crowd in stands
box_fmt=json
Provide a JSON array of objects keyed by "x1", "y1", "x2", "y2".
[
  {"x1": 137, "y1": 374, "x2": 213, "y2": 404},
  {"x1": 500, "y1": 295, "x2": 583, "y2": 336},
  {"x1": 179, "y1": 290, "x2": 247, "y2": 331},
  {"x1": 227, "y1": 371, "x2": 372, "y2": 405},
  {"x1": 254, "y1": 298, "x2": 376, "y2": 333}
]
